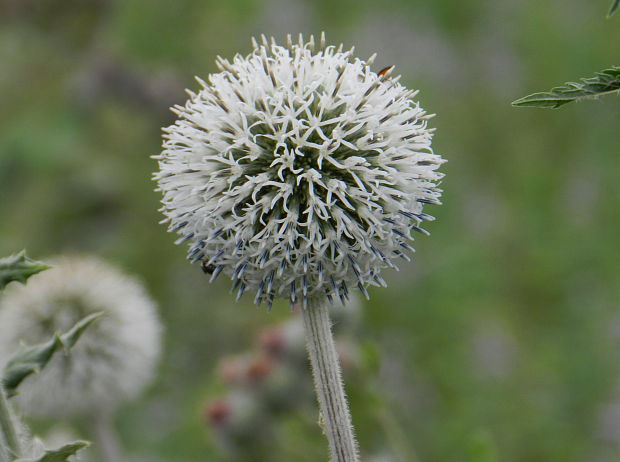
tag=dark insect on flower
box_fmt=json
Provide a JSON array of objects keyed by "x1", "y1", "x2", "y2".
[{"x1": 202, "y1": 262, "x2": 216, "y2": 274}]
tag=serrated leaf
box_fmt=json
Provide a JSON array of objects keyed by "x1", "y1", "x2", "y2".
[
  {"x1": 14, "y1": 441, "x2": 90, "y2": 462},
  {"x1": 2, "y1": 313, "x2": 103, "y2": 396},
  {"x1": 609, "y1": 0, "x2": 619, "y2": 17},
  {"x1": 58, "y1": 312, "x2": 103, "y2": 349},
  {"x1": 512, "y1": 67, "x2": 620, "y2": 108},
  {"x1": 0, "y1": 251, "x2": 51, "y2": 290}
]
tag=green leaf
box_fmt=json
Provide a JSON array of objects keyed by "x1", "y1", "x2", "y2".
[
  {"x1": 465, "y1": 429, "x2": 498, "y2": 462},
  {"x1": 2, "y1": 313, "x2": 103, "y2": 396},
  {"x1": 609, "y1": 0, "x2": 619, "y2": 17},
  {"x1": 512, "y1": 67, "x2": 620, "y2": 108},
  {"x1": 359, "y1": 340, "x2": 380, "y2": 375},
  {"x1": 14, "y1": 441, "x2": 90, "y2": 462},
  {"x1": 0, "y1": 251, "x2": 51, "y2": 290}
]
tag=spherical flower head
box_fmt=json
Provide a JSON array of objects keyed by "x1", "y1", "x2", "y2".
[
  {"x1": 0, "y1": 256, "x2": 162, "y2": 419},
  {"x1": 155, "y1": 33, "x2": 445, "y2": 310}
]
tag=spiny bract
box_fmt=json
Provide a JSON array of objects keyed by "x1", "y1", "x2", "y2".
[{"x1": 154, "y1": 33, "x2": 445, "y2": 310}]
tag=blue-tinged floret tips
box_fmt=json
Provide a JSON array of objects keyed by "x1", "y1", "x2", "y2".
[{"x1": 154, "y1": 33, "x2": 445, "y2": 308}]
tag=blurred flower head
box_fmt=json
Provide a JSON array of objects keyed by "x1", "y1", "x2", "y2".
[
  {"x1": 0, "y1": 256, "x2": 162, "y2": 418},
  {"x1": 204, "y1": 390, "x2": 269, "y2": 453},
  {"x1": 217, "y1": 353, "x2": 275, "y2": 387},
  {"x1": 205, "y1": 292, "x2": 362, "y2": 457},
  {"x1": 155, "y1": 33, "x2": 444, "y2": 309}
]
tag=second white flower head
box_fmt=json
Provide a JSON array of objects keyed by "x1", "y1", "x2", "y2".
[
  {"x1": 0, "y1": 256, "x2": 162, "y2": 418},
  {"x1": 155, "y1": 34, "x2": 445, "y2": 309}
]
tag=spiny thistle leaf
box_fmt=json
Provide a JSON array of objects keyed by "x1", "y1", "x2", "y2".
[
  {"x1": 0, "y1": 251, "x2": 51, "y2": 290},
  {"x1": 609, "y1": 0, "x2": 619, "y2": 17},
  {"x1": 14, "y1": 441, "x2": 90, "y2": 462},
  {"x1": 512, "y1": 67, "x2": 620, "y2": 108},
  {"x1": 1, "y1": 313, "x2": 103, "y2": 396}
]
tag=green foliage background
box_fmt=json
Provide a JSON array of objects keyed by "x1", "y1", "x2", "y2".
[{"x1": 1, "y1": 0, "x2": 620, "y2": 461}]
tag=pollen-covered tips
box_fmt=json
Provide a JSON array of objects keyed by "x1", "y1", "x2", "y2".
[{"x1": 154, "y1": 33, "x2": 445, "y2": 309}]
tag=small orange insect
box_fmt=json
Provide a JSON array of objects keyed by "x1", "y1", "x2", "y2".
[{"x1": 377, "y1": 65, "x2": 394, "y2": 77}]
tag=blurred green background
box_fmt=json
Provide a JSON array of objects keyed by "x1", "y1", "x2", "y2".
[{"x1": 1, "y1": 0, "x2": 620, "y2": 461}]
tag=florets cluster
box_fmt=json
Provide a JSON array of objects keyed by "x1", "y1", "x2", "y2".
[
  {"x1": 155, "y1": 34, "x2": 445, "y2": 309},
  {"x1": 0, "y1": 256, "x2": 162, "y2": 418}
]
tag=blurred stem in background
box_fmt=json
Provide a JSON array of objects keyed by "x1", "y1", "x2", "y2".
[
  {"x1": 0, "y1": 386, "x2": 21, "y2": 462},
  {"x1": 375, "y1": 405, "x2": 420, "y2": 462},
  {"x1": 359, "y1": 340, "x2": 421, "y2": 462},
  {"x1": 302, "y1": 302, "x2": 359, "y2": 462},
  {"x1": 90, "y1": 414, "x2": 123, "y2": 462}
]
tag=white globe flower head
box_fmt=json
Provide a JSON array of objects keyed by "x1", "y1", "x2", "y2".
[
  {"x1": 0, "y1": 256, "x2": 162, "y2": 419},
  {"x1": 155, "y1": 33, "x2": 445, "y2": 310}
]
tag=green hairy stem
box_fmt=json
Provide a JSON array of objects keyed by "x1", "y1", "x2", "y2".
[{"x1": 302, "y1": 302, "x2": 359, "y2": 462}]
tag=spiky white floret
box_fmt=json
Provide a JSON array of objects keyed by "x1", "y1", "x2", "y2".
[
  {"x1": 0, "y1": 256, "x2": 162, "y2": 418},
  {"x1": 155, "y1": 33, "x2": 445, "y2": 309}
]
